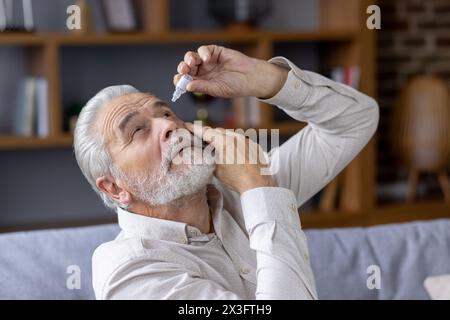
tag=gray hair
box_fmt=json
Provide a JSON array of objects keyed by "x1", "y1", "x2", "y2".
[{"x1": 73, "y1": 85, "x2": 139, "y2": 210}]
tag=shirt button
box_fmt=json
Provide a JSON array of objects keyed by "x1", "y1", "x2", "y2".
[
  {"x1": 294, "y1": 80, "x2": 301, "y2": 89},
  {"x1": 290, "y1": 203, "x2": 297, "y2": 212},
  {"x1": 240, "y1": 267, "x2": 250, "y2": 275}
]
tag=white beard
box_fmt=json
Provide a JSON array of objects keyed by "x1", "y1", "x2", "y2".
[{"x1": 117, "y1": 132, "x2": 215, "y2": 206}]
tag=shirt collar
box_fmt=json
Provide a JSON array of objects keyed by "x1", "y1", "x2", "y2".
[
  {"x1": 117, "y1": 182, "x2": 224, "y2": 244},
  {"x1": 117, "y1": 207, "x2": 190, "y2": 244}
]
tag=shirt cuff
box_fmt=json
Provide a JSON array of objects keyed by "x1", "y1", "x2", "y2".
[
  {"x1": 258, "y1": 57, "x2": 312, "y2": 111},
  {"x1": 240, "y1": 187, "x2": 301, "y2": 233}
]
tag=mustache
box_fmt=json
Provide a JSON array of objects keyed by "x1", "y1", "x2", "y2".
[{"x1": 163, "y1": 130, "x2": 209, "y2": 164}]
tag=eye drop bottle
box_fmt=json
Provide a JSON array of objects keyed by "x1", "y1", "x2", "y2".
[{"x1": 172, "y1": 74, "x2": 193, "y2": 102}]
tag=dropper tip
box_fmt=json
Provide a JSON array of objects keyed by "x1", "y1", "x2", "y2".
[{"x1": 172, "y1": 90, "x2": 181, "y2": 102}]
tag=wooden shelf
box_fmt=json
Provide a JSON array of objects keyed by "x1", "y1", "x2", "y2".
[
  {"x1": 0, "y1": 33, "x2": 46, "y2": 45},
  {"x1": 301, "y1": 201, "x2": 450, "y2": 229},
  {"x1": 267, "y1": 30, "x2": 356, "y2": 42},
  {"x1": 0, "y1": 122, "x2": 307, "y2": 150},
  {"x1": 0, "y1": 135, "x2": 73, "y2": 150},
  {"x1": 270, "y1": 121, "x2": 307, "y2": 135},
  {"x1": 0, "y1": 216, "x2": 117, "y2": 234},
  {"x1": 0, "y1": 30, "x2": 356, "y2": 46},
  {"x1": 0, "y1": 122, "x2": 308, "y2": 150},
  {"x1": 302, "y1": 211, "x2": 366, "y2": 229},
  {"x1": 372, "y1": 201, "x2": 450, "y2": 222}
]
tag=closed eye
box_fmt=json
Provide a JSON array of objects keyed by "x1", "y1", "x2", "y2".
[{"x1": 132, "y1": 126, "x2": 143, "y2": 137}]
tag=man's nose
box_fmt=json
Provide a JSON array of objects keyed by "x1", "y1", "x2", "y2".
[{"x1": 159, "y1": 119, "x2": 179, "y2": 144}]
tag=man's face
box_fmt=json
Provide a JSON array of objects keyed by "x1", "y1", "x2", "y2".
[{"x1": 96, "y1": 92, "x2": 215, "y2": 206}]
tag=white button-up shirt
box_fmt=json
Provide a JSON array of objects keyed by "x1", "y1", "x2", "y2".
[{"x1": 92, "y1": 57, "x2": 379, "y2": 300}]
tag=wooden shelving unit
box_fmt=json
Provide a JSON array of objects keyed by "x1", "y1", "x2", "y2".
[{"x1": 1, "y1": 0, "x2": 448, "y2": 231}]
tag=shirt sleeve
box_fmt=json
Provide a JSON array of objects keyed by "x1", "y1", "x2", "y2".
[
  {"x1": 240, "y1": 186, "x2": 318, "y2": 299},
  {"x1": 260, "y1": 57, "x2": 379, "y2": 207}
]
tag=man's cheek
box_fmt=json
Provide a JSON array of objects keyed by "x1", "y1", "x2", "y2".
[
  {"x1": 139, "y1": 142, "x2": 161, "y2": 166},
  {"x1": 127, "y1": 149, "x2": 159, "y2": 175}
]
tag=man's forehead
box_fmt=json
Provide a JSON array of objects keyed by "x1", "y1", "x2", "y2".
[
  {"x1": 99, "y1": 92, "x2": 170, "y2": 121},
  {"x1": 108, "y1": 92, "x2": 158, "y2": 109},
  {"x1": 95, "y1": 92, "x2": 172, "y2": 141}
]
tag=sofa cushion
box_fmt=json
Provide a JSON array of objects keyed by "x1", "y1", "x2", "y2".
[
  {"x1": 307, "y1": 219, "x2": 450, "y2": 299},
  {"x1": 0, "y1": 224, "x2": 119, "y2": 299}
]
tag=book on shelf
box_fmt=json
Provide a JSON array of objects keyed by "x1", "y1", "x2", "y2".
[
  {"x1": 35, "y1": 77, "x2": 49, "y2": 137},
  {"x1": 14, "y1": 77, "x2": 49, "y2": 138},
  {"x1": 330, "y1": 65, "x2": 361, "y2": 89},
  {"x1": 14, "y1": 77, "x2": 35, "y2": 137}
]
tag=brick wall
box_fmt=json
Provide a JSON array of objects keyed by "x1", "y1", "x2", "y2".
[{"x1": 377, "y1": 0, "x2": 450, "y2": 189}]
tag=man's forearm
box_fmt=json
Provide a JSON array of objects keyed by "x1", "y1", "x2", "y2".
[{"x1": 251, "y1": 59, "x2": 289, "y2": 100}]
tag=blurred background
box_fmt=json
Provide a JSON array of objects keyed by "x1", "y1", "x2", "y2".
[{"x1": 0, "y1": 0, "x2": 449, "y2": 232}]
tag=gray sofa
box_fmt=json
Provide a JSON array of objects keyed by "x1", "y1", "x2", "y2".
[{"x1": 1, "y1": 219, "x2": 449, "y2": 300}]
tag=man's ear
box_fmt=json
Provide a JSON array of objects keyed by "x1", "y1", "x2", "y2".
[{"x1": 96, "y1": 176, "x2": 132, "y2": 207}]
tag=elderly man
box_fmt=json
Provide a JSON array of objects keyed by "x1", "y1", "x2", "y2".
[{"x1": 74, "y1": 44, "x2": 378, "y2": 300}]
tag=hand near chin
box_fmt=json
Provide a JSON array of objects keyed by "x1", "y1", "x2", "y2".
[{"x1": 186, "y1": 122, "x2": 274, "y2": 194}]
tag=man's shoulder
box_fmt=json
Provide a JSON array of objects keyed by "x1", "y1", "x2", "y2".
[
  {"x1": 92, "y1": 234, "x2": 171, "y2": 270},
  {"x1": 93, "y1": 236, "x2": 140, "y2": 262},
  {"x1": 91, "y1": 235, "x2": 167, "y2": 299},
  {"x1": 92, "y1": 236, "x2": 145, "y2": 283},
  {"x1": 91, "y1": 235, "x2": 202, "y2": 299}
]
